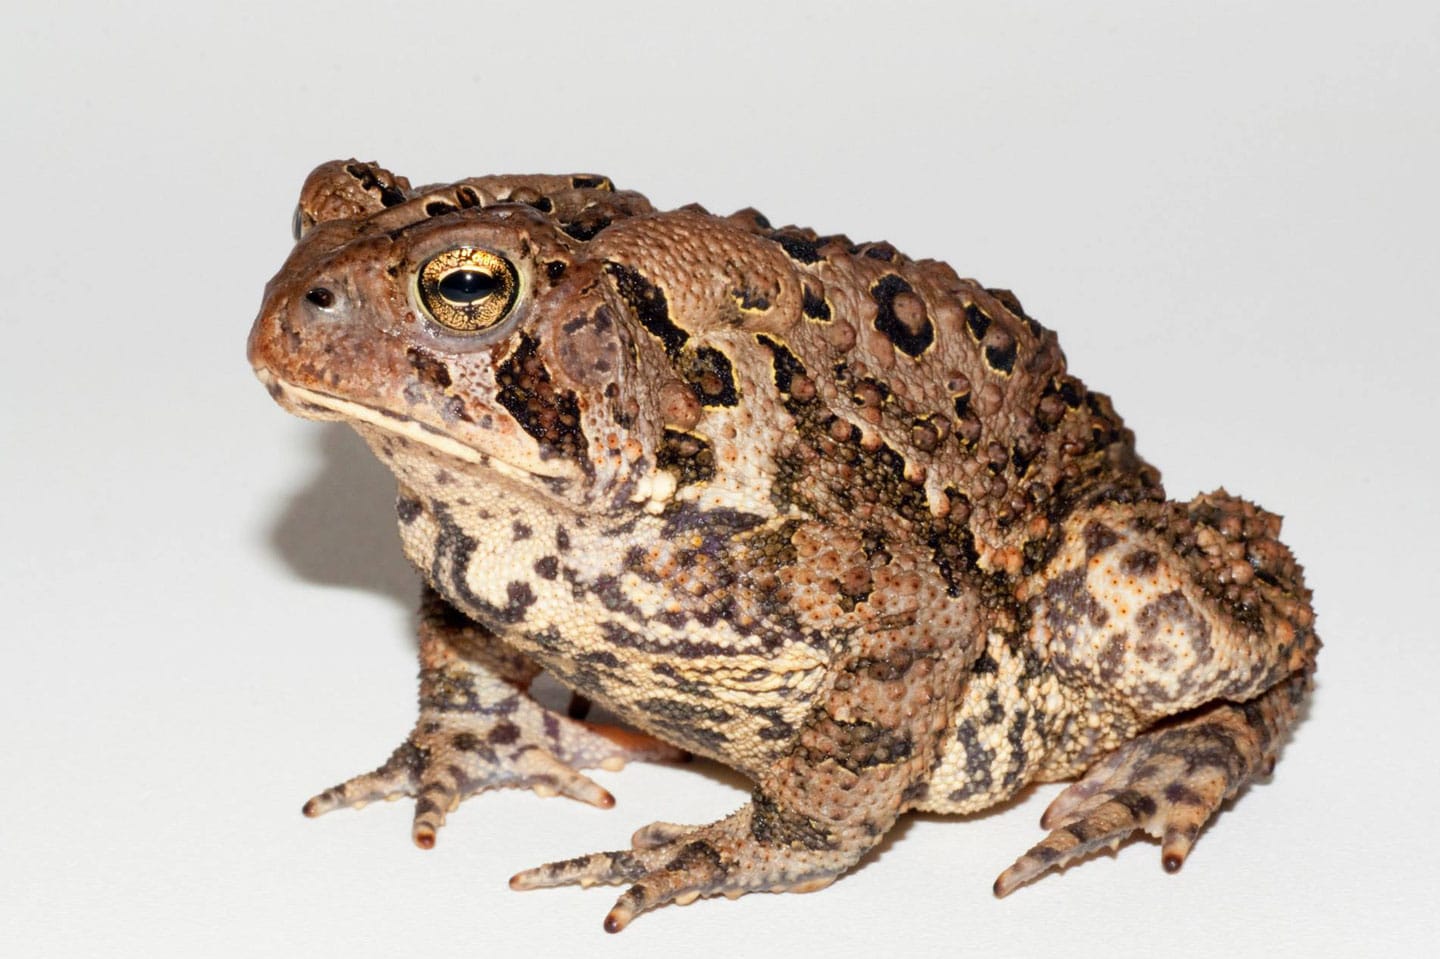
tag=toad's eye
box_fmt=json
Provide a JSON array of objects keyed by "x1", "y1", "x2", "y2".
[{"x1": 416, "y1": 248, "x2": 520, "y2": 333}]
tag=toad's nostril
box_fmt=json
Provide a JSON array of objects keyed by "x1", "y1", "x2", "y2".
[{"x1": 305, "y1": 287, "x2": 336, "y2": 309}]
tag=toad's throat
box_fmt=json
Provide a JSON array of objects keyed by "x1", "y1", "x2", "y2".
[{"x1": 255, "y1": 370, "x2": 567, "y2": 484}]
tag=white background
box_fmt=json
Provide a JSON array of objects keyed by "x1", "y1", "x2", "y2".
[{"x1": 4, "y1": 1, "x2": 1436, "y2": 956}]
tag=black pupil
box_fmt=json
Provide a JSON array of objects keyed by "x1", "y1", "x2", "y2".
[{"x1": 438, "y1": 269, "x2": 498, "y2": 303}]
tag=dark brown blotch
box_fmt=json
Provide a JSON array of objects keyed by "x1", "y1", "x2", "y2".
[
  {"x1": 801, "y1": 282, "x2": 832, "y2": 320},
  {"x1": 1123, "y1": 548, "x2": 1160, "y2": 576},
  {"x1": 677, "y1": 346, "x2": 739, "y2": 407},
  {"x1": 495, "y1": 334, "x2": 587, "y2": 467},
  {"x1": 984, "y1": 331, "x2": 1018, "y2": 375},
  {"x1": 605, "y1": 262, "x2": 687, "y2": 357},
  {"x1": 657, "y1": 428, "x2": 717, "y2": 485},
  {"x1": 871, "y1": 274, "x2": 933, "y2": 357},
  {"x1": 407, "y1": 347, "x2": 452, "y2": 390},
  {"x1": 487, "y1": 721, "x2": 520, "y2": 745}
]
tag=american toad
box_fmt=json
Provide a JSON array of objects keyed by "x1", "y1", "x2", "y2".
[{"x1": 248, "y1": 161, "x2": 1319, "y2": 931}]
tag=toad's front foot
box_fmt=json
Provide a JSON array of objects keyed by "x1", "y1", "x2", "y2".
[
  {"x1": 510, "y1": 803, "x2": 858, "y2": 932},
  {"x1": 303, "y1": 589, "x2": 682, "y2": 848},
  {"x1": 302, "y1": 705, "x2": 678, "y2": 849}
]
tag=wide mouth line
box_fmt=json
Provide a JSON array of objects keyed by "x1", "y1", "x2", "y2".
[{"x1": 254, "y1": 369, "x2": 485, "y2": 465}]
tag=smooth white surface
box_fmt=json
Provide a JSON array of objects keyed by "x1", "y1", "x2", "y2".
[{"x1": 3, "y1": 1, "x2": 1436, "y2": 956}]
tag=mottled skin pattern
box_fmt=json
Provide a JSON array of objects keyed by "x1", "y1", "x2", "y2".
[{"x1": 248, "y1": 161, "x2": 1320, "y2": 931}]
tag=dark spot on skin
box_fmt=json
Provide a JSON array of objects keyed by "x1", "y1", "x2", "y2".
[
  {"x1": 1135, "y1": 590, "x2": 1214, "y2": 670},
  {"x1": 772, "y1": 232, "x2": 823, "y2": 264},
  {"x1": 985, "y1": 333, "x2": 1017, "y2": 375},
  {"x1": 677, "y1": 346, "x2": 739, "y2": 406},
  {"x1": 822, "y1": 717, "x2": 915, "y2": 773},
  {"x1": 560, "y1": 216, "x2": 612, "y2": 241},
  {"x1": 871, "y1": 274, "x2": 933, "y2": 356},
  {"x1": 1123, "y1": 548, "x2": 1159, "y2": 576},
  {"x1": 1112, "y1": 789, "x2": 1158, "y2": 821},
  {"x1": 1001, "y1": 710, "x2": 1029, "y2": 788},
  {"x1": 425, "y1": 200, "x2": 457, "y2": 217},
  {"x1": 1098, "y1": 633, "x2": 1128, "y2": 682},
  {"x1": 965, "y1": 303, "x2": 991, "y2": 341},
  {"x1": 534, "y1": 555, "x2": 559, "y2": 579},
  {"x1": 432, "y1": 512, "x2": 543, "y2": 629},
  {"x1": 442, "y1": 395, "x2": 473, "y2": 423},
  {"x1": 658, "y1": 429, "x2": 716, "y2": 485},
  {"x1": 556, "y1": 527, "x2": 571, "y2": 551},
  {"x1": 504, "y1": 582, "x2": 535, "y2": 619},
  {"x1": 981, "y1": 689, "x2": 1005, "y2": 725},
  {"x1": 570, "y1": 174, "x2": 612, "y2": 190},
  {"x1": 451, "y1": 732, "x2": 480, "y2": 752},
  {"x1": 405, "y1": 346, "x2": 453, "y2": 389},
  {"x1": 577, "y1": 649, "x2": 622, "y2": 670},
  {"x1": 1164, "y1": 782, "x2": 1205, "y2": 806},
  {"x1": 802, "y1": 283, "x2": 831, "y2": 320},
  {"x1": 637, "y1": 697, "x2": 735, "y2": 728},
  {"x1": 494, "y1": 333, "x2": 588, "y2": 468},
  {"x1": 754, "y1": 334, "x2": 807, "y2": 393},
  {"x1": 526, "y1": 196, "x2": 554, "y2": 213},
  {"x1": 732, "y1": 287, "x2": 770, "y2": 311},
  {"x1": 750, "y1": 791, "x2": 835, "y2": 850},
  {"x1": 1011, "y1": 441, "x2": 1038, "y2": 477},
  {"x1": 1038, "y1": 568, "x2": 1111, "y2": 674},
  {"x1": 546, "y1": 260, "x2": 567, "y2": 281},
  {"x1": 456, "y1": 186, "x2": 481, "y2": 208},
  {"x1": 487, "y1": 721, "x2": 520, "y2": 745},
  {"x1": 1059, "y1": 377, "x2": 1085, "y2": 407},
  {"x1": 344, "y1": 162, "x2": 407, "y2": 207},
  {"x1": 971, "y1": 652, "x2": 998, "y2": 674},
  {"x1": 947, "y1": 719, "x2": 995, "y2": 802},
  {"x1": 1084, "y1": 521, "x2": 1119, "y2": 558},
  {"x1": 753, "y1": 706, "x2": 795, "y2": 742},
  {"x1": 862, "y1": 242, "x2": 897, "y2": 261},
  {"x1": 511, "y1": 521, "x2": 533, "y2": 541},
  {"x1": 605, "y1": 262, "x2": 687, "y2": 357},
  {"x1": 396, "y1": 497, "x2": 422, "y2": 524},
  {"x1": 631, "y1": 695, "x2": 730, "y2": 753},
  {"x1": 953, "y1": 392, "x2": 971, "y2": 418}
]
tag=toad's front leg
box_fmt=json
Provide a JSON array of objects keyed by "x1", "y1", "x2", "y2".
[{"x1": 302, "y1": 587, "x2": 682, "y2": 847}]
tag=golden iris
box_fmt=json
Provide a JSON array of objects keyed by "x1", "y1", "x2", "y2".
[{"x1": 416, "y1": 248, "x2": 519, "y2": 333}]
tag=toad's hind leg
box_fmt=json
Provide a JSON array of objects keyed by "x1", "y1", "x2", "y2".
[
  {"x1": 993, "y1": 670, "x2": 1309, "y2": 895},
  {"x1": 998, "y1": 490, "x2": 1320, "y2": 894},
  {"x1": 302, "y1": 586, "x2": 682, "y2": 848}
]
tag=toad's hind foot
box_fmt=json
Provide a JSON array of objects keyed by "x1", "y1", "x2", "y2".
[
  {"x1": 510, "y1": 803, "x2": 855, "y2": 932},
  {"x1": 993, "y1": 671, "x2": 1309, "y2": 896}
]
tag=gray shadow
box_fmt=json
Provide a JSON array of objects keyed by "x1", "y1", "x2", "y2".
[{"x1": 267, "y1": 423, "x2": 419, "y2": 607}]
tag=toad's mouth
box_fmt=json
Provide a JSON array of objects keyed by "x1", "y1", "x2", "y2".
[{"x1": 254, "y1": 369, "x2": 571, "y2": 483}]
